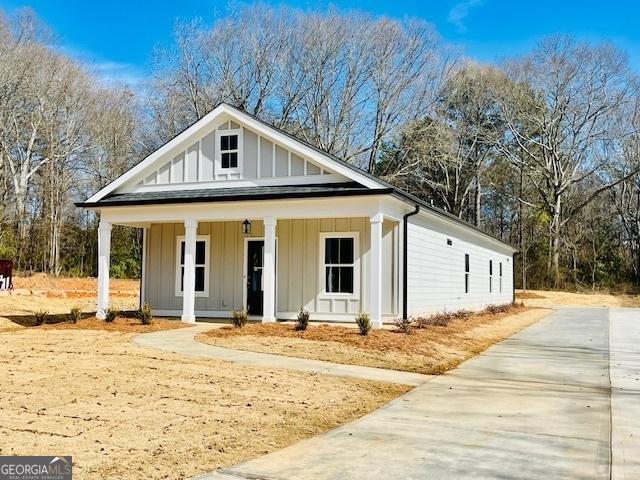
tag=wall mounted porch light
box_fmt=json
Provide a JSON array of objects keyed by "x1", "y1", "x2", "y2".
[{"x1": 242, "y1": 219, "x2": 251, "y2": 235}]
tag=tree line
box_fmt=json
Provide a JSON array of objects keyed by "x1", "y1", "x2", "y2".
[{"x1": 0, "y1": 5, "x2": 638, "y2": 291}]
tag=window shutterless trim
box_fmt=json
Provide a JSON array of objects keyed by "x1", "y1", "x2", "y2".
[
  {"x1": 318, "y1": 232, "x2": 360, "y2": 300},
  {"x1": 464, "y1": 253, "x2": 470, "y2": 294},
  {"x1": 215, "y1": 128, "x2": 243, "y2": 174},
  {"x1": 175, "y1": 234, "x2": 210, "y2": 297}
]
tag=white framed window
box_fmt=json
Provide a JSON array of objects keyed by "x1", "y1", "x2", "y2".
[
  {"x1": 319, "y1": 232, "x2": 359, "y2": 298},
  {"x1": 499, "y1": 262, "x2": 503, "y2": 293},
  {"x1": 489, "y1": 259, "x2": 493, "y2": 293},
  {"x1": 215, "y1": 128, "x2": 242, "y2": 173},
  {"x1": 465, "y1": 254, "x2": 470, "y2": 294},
  {"x1": 175, "y1": 235, "x2": 210, "y2": 297}
]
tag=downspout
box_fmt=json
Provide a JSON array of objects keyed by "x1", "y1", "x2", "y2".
[
  {"x1": 512, "y1": 251, "x2": 517, "y2": 304},
  {"x1": 403, "y1": 204, "x2": 420, "y2": 320}
]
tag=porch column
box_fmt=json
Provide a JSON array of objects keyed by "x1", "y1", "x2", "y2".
[
  {"x1": 181, "y1": 218, "x2": 198, "y2": 323},
  {"x1": 369, "y1": 213, "x2": 383, "y2": 329},
  {"x1": 262, "y1": 216, "x2": 277, "y2": 323},
  {"x1": 96, "y1": 220, "x2": 112, "y2": 320}
]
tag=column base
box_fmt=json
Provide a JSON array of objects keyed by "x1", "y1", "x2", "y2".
[
  {"x1": 261, "y1": 316, "x2": 276, "y2": 323},
  {"x1": 96, "y1": 309, "x2": 106, "y2": 320},
  {"x1": 181, "y1": 315, "x2": 196, "y2": 323}
]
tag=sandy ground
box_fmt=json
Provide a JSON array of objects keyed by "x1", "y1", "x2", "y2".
[
  {"x1": 0, "y1": 329, "x2": 407, "y2": 480},
  {"x1": 516, "y1": 289, "x2": 640, "y2": 308},
  {"x1": 0, "y1": 276, "x2": 139, "y2": 316},
  {"x1": 198, "y1": 308, "x2": 551, "y2": 375}
]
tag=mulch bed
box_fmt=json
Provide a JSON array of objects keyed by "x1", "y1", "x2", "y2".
[{"x1": 203, "y1": 305, "x2": 529, "y2": 356}]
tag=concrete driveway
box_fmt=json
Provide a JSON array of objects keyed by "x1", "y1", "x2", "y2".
[{"x1": 196, "y1": 308, "x2": 640, "y2": 479}]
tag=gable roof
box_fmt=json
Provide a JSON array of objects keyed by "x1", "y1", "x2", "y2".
[
  {"x1": 79, "y1": 102, "x2": 515, "y2": 251},
  {"x1": 84, "y1": 103, "x2": 385, "y2": 205}
]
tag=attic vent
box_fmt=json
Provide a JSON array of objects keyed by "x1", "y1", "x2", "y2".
[{"x1": 447, "y1": 239, "x2": 453, "y2": 246}]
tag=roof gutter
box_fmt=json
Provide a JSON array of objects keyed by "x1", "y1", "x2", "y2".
[{"x1": 403, "y1": 204, "x2": 420, "y2": 320}]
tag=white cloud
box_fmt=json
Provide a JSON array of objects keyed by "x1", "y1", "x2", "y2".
[
  {"x1": 55, "y1": 44, "x2": 145, "y2": 88},
  {"x1": 448, "y1": 0, "x2": 483, "y2": 33}
]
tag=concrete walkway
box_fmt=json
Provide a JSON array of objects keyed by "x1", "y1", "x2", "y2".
[
  {"x1": 189, "y1": 308, "x2": 640, "y2": 480},
  {"x1": 132, "y1": 324, "x2": 430, "y2": 386},
  {"x1": 610, "y1": 308, "x2": 640, "y2": 479}
]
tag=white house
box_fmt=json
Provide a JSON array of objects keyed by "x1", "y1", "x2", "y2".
[{"x1": 78, "y1": 103, "x2": 516, "y2": 328}]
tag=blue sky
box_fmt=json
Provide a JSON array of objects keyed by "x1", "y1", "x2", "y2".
[{"x1": 2, "y1": 0, "x2": 639, "y2": 85}]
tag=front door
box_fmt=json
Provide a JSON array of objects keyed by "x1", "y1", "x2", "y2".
[{"x1": 246, "y1": 240, "x2": 264, "y2": 315}]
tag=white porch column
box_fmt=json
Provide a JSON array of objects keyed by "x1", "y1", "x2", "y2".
[
  {"x1": 96, "y1": 221, "x2": 112, "y2": 320},
  {"x1": 181, "y1": 218, "x2": 198, "y2": 323},
  {"x1": 369, "y1": 213, "x2": 383, "y2": 329},
  {"x1": 262, "y1": 216, "x2": 277, "y2": 323}
]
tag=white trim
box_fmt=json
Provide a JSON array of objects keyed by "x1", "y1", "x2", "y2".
[
  {"x1": 140, "y1": 227, "x2": 147, "y2": 308},
  {"x1": 151, "y1": 310, "x2": 399, "y2": 323},
  {"x1": 215, "y1": 127, "x2": 243, "y2": 175},
  {"x1": 242, "y1": 236, "x2": 278, "y2": 315},
  {"x1": 175, "y1": 234, "x2": 210, "y2": 297},
  {"x1": 318, "y1": 232, "x2": 360, "y2": 300}
]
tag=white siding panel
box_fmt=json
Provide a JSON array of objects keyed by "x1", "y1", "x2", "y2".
[
  {"x1": 171, "y1": 153, "x2": 184, "y2": 183},
  {"x1": 157, "y1": 161, "x2": 170, "y2": 184},
  {"x1": 200, "y1": 132, "x2": 215, "y2": 180},
  {"x1": 407, "y1": 214, "x2": 514, "y2": 316},
  {"x1": 185, "y1": 142, "x2": 199, "y2": 182}
]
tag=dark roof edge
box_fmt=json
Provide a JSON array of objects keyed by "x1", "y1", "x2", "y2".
[
  {"x1": 75, "y1": 187, "x2": 393, "y2": 209},
  {"x1": 390, "y1": 189, "x2": 517, "y2": 251}
]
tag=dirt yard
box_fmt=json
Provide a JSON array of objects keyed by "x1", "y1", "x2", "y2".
[
  {"x1": 516, "y1": 289, "x2": 640, "y2": 308},
  {"x1": 0, "y1": 328, "x2": 407, "y2": 479},
  {"x1": 198, "y1": 307, "x2": 551, "y2": 375},
  {"x1": 0, "y1": 276, "x2": 139, "y2": 316}
]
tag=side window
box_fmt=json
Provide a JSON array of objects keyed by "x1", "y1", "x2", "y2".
[
  {"x1": 489, "y1": 260, "x2": 493, "y2": 293},
  {"x1": 499, "y1": 262, "x2": 503, "y2": 293},
  {"x1": 465, "y1": 254, "x2": 470, "y2": 294}
]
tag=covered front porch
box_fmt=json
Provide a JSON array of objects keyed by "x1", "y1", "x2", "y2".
[{"x1": 96, "y1": 196, "x2": 405, "y2": 328}]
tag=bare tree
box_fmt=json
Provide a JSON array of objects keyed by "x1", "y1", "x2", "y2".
[{"x1": 497, "y1": 36, "x2": 639, "y2": 285}]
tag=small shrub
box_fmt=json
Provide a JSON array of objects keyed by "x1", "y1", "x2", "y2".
[
  {"x1": 415, "y1": 312, "x2": 453, "y2": 328},
  {"x1": 355, "y1": 312, "x2": 371, "y2": 336},
  {"x1": 232, "y1": 309, "x2": 248, "y2": 328},
  {"x1": 69, "y1": 307, "x2": 82, "y2": 324},
  {"x1": 33, "y1": 310, "x2": 49, "y2": 326},
  {"x1": 137, "y1": 302, "x2": 153, "y2": 325},
  {"x1": 105, "y1": 307, "x2": 119, "y2": 323},
  {"x1": 394, "y1": 317, "x2": 413, "y2": 334},
  {"x1": 295, "y1": 306, "x2": 310, "y2": 331},
  {"x1": 485, "y1": 303, "x2": 511, "y2": 314},
  {"x1": 452, "y1": 309, "x2": 472, "y2": 320}
]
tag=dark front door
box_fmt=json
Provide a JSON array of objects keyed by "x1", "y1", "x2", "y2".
[{"x1": 246, "y1": 240, "x2": 264, "y2": 315}]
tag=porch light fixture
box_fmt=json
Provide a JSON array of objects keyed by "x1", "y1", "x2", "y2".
[{"x1": 242, "y1": 219, "x2": 251, "y2": 235}]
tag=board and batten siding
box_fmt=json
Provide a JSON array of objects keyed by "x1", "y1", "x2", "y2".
[
  {"x1": 144, "y1": 217, "x2": 399, "y2": 319},
  {"x1": 140, "y1": 119, "x2": 332, "y2": 187},
  {"x1": 406, "y1": 213, "x2": 514, "y2": 315}
]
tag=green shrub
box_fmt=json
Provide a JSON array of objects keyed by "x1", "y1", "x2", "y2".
[
  {"x1": 295, "y1": 306, "x2": 310, "y2": 331},
  {"x1": 105, "y1": 307, "x2": 119, "y2": 323},
  {"x1": 232, "y1": 309, "x2": 248, "y2": 328},
  {"x1": 33, "y1": 310, "x2": 49, "y2": 326},
  {"x1": 69, "y1": 307, "x2": 82, "y2": 324},
  {"x1": 394, "y1": 317, "x2": 413, "y2": 334},
  {"x1": 355, "y1": 312, "x2": 371, "y2": 336},
  {"x1": 137, "y1": 302, "x2": 153, "y2": 325}
]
